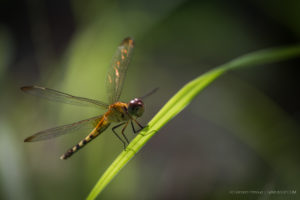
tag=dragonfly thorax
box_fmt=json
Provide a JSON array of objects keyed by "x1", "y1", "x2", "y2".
[
  {"x1": 128, "y1": 98, "x2": 144, "y2": 118},
  {"x1": 106, "y1": 102, "x2": 130, "y2": 122}
]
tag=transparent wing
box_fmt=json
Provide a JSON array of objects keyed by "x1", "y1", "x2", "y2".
[
  {"x1": 24, "y1": 115, "x2": 103, "y2": 142},
  {"x1": 21, "y1": 86, "x2": 109, "y2": 109},
  {"x1": 106, "y1": 37, "x2": 134, "y2": 104}
]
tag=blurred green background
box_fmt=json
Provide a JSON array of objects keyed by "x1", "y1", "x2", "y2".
[{"x1": 0, "y1": 0, "x2": 299, "y2": 199}]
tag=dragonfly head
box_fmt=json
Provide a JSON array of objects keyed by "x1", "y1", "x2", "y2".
[{"x1": 128, "y1": 98, "x2": 144, "y2": 118}]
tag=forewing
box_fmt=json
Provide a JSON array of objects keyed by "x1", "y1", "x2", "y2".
[
  {"x1": 24, "y1": 115, "x2": 102, "y2": 142},
  {"x1": 21, "y1": 86, "x2": 109, "y2": 109},
  {"x1": 106, "y1": 37, "x2": 134, "y2": 104}
]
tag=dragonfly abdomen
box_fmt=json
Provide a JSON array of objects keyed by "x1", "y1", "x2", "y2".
[{"x1": 60, "y1": 117, "x2": 110, "y2": 160}]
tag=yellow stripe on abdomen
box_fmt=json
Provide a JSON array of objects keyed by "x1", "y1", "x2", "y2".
[{"x1": 60, "y1": 117, "x2": 110, "y2": 160}]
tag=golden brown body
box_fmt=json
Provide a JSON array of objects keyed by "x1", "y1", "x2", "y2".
[
  {"x1": 60, "y1": 102, "x2": 130, "y2": 159},
  {"x1": 106, "y1": 102, "x2": 130, "y2": 122}
]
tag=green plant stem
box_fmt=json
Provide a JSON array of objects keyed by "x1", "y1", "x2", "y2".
[{"x1": 87, "y1": 45, "x2": 300, "y2": 200}]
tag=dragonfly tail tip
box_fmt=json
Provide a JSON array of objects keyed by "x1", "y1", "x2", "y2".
[
  {"x1": 24, "y1": 136, "x2": 32, "y2": 142},
  {"x1": 20, "y1": 86, "x2": 32, "y2": 91},
  {"x1": 60, "y1": 155, "x2": 66, "y2": 160}
]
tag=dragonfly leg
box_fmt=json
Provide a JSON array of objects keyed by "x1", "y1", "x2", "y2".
[
  {"x1": 130, "y1": 120, "x2": 137, "y2": 134},
  {"x1": 112, "y1": 122, "x2": 126, "y2": 149},
  {"x1": 121, "y1": 122, "x2": 129, "y2": 145},
  {"x1": 133, "y1": 119, "x2": 144, "y2": 132},
  {"x1": 130, "y1": 119, "x2": 145, "y2": 134}
]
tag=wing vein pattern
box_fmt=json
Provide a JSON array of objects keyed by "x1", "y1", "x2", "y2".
[
  {"x1": 24, "y1": 115, "x2": 103, "y2": 142},
  {"x1": 105, "y1": 37, "x2": 134, "y2": 104},
  {"x1": 21, "y1": 86, "x2": 109, "y2": 109}
]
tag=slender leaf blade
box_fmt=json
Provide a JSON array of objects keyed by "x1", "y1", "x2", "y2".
[{"x1": 87, "y1": 45, "x2": 300, "y2": 200}]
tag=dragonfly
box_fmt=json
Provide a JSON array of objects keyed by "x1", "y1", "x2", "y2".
[{"x1": 22, "y1": 37, "x2": 150, "y2": 160}]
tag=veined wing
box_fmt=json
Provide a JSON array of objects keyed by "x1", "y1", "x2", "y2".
[
  {"x1": 21, "y1": 86, "x2": 109, "y2": 109},
  {"x1": 106, "y1": 37, "x2": 134, "y2": 104},
  {"x1": 24, "y1": 115, "x2": 103, "y2": 142}
]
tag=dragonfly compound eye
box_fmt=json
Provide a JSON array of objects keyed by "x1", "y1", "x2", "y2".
[{"x1": 128, "y1": 98, "x2": 144, "y2": 117}]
